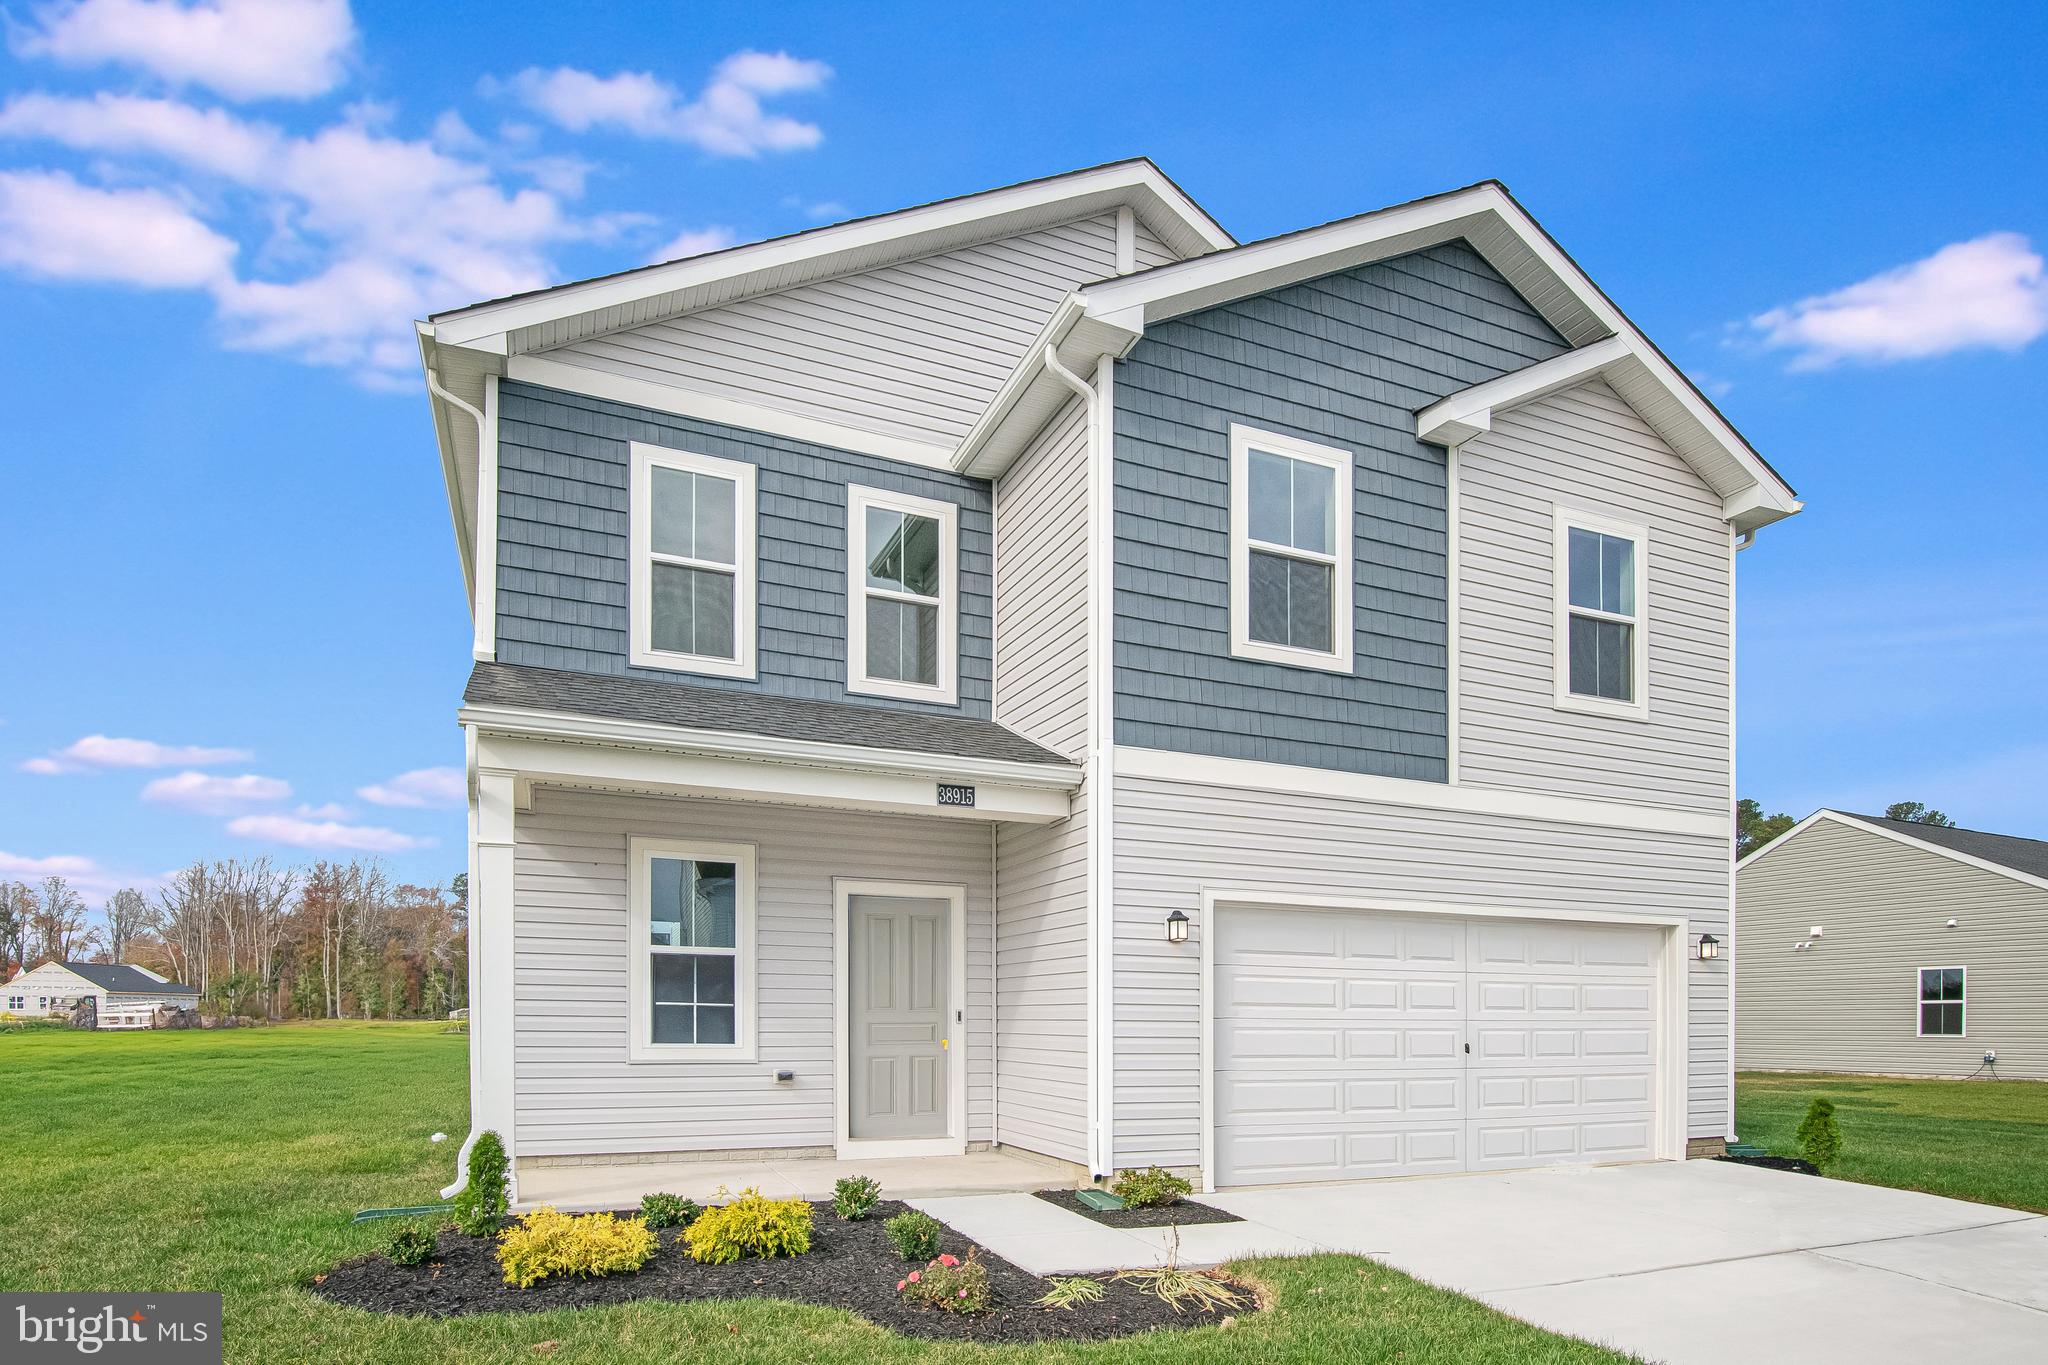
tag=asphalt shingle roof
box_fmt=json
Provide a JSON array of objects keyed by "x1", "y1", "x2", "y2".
[
  {"x1": 60, "y1": 963, "x2": 196, "y2": 995},
  {"x1": 463, "y1": 661, "x2": 1074, "y2": 769},
  {"x1": 1838, "y1": 812, "x2": 2048, "y2": 883}
]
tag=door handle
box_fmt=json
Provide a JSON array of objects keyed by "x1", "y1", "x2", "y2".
[
  {"x1": 1464, "y1": 1043, "x2": 1470, "y2": 1054},
  {"x1": 941, "y1": 1038, "x2": 949, "y2": 1050}
]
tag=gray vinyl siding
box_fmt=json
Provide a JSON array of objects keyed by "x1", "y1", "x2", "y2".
[
  {"x1": 993, "y1": 786, "x2": 1091, "y2": 1163},
  {"x1": 1738, "y1": 818, "x2": 2048, "y2": 1079},
  {"x1": 545, "y1": 217, "x2": 1123, "y2": 449},
  {"x1": 1457, "y1": 379, "x2": 1731, "y2": 810},
  {"x1": 993, "y1": 396, "x2": 1090, "y2": 760},
  {"x1": 1111, "y1": 773, "x2": 1732, "y2": 1170},
  {"x1": 510, "y1": 787, "x2": 994, "y2": 1157},
  {"x1": 495, "y1": 380, "x2": 994, "y2": 716},
  {"x1": 1111, "y1": 242, "x2": 1569, "y2": 780}
]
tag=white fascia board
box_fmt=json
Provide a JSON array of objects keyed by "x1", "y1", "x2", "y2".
[
  {"x1": 1417, "y1": 335, "x2": 1633, "y2": 446},
  {"x1": 418, "y1": 326, "x2": 476, "y2": 603},
  {"x1": 951, "y1": 298, "x2": 1144, "y2": 478},
  {"x1": 1739, "y1": 809, "x2": 2048, "y2": 896}
]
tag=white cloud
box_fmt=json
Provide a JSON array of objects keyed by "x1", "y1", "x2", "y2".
[
  {"x1": 0, "y1": 91, "x2": 281, "y2": 178},
  {"x1": 507, "y1": 49, "x2": 830, "y2": 156},
  {"x1": 648, "y1": 225, "x2": 735, "y2": 264},
  {"x1": 0, "y1": 169, "x2": 236, "y2": 289},
  {"x1": 21, "y1": 734, "x2": 252, "y2": 774},
  {"x1": 356, "y1": 766, "x2": 464, "y2": 809},
  {"x1": 140, "y1": 770, "x2": 290, "y2": 812},
  {"x1": 0, "y1": 850, "x2": 167, "y2": 902},
  {"x1": 12, "y1": 0, "x2": 357, "y2": 102},
  {"x1": 1749, "y1": 232, "x2": 2048, "y2": 368},
  {"x1": 293, "y1": 801, "x2": 352, "y2": 820},
  {"x1": 226, "y1": 813, "x2": 431, "y2": 853}
]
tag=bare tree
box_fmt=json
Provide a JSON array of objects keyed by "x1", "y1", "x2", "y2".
[
  {"x1": 103, "y1": 888, "x2": 151, "y2": 963},
  {"x1": 31, "y1": 877, "x2": 95, "y2": 964},
  {"x1": 0, "y1": 881, "x2": 32, "y2": 974},
  {"x1": 154, "y1": 863, "x2": 215, "y2": 995}
]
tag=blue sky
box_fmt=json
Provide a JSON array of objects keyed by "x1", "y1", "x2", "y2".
[{"x1": 2, "y1": 0, "x2": 2044, "y2": 908}]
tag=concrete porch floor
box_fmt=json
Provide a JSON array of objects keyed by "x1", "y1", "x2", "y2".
[{"x1": 516, "y1": 1147, "x2": 1080, "y2": 1213}]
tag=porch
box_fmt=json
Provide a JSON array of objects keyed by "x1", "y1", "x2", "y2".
[{"x1": 516, "y1": 1146, "x2": 1083, "y2": 1214}]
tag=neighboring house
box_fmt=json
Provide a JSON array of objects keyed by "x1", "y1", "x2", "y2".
[
  {"x1": 416, "y1": 159, "x2": 1801, "y2": 1198},
  {"x1": 1738, "y1": 810, "x2": 2048, "y2": 1079},
  {"x1": 4, "y1": 962, "x2": 201, "y2": 1029}
]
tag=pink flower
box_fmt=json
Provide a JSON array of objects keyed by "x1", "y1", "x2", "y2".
[
  {"x1": 896, "y1": 1279, "x2": 906, "y2": 1291},
  {"x1": 937, "y1": 1254, "x2": 959, "y2": 1267},
  {"x1": 956, "y1": 1289, "x2": 968, "y2": 1299},
  {"x1": 907, "y1": 1271, "x2": 920, "y2": 1283}
]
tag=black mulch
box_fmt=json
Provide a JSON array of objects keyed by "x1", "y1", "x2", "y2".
[
  {"x1": 1030, "y1": 1188, "x2": 1242, "y2": 1229},
  {"x1": 311, "y1": 1201, "x2": 1254, "y2": 1343},
  {"x1": 1717, "y1": 1154, "x2": 1821, "y2": 1175}
]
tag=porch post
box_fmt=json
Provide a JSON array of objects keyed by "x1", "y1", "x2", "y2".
[{"x1": 473, "y1": 762, "x2": 520, "y2": 1199}]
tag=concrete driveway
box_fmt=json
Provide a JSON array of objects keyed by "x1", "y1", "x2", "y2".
[{"x1": 915, "y1": 1160, "x2": 2048, "y2": 1364}]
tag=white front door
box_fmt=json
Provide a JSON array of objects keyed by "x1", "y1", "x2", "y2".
[
  {"x1": 1213, "y1": 905, "x2": 1662, "y2": 1187},
  {"x1": 847, "y1": 894, "x2": 952, "y2": 1141}
]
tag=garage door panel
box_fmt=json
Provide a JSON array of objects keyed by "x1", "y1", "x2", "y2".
[
  {"x1": 1217, "y1": 1120, "x2": 1467, "y2": 1184},
  {"x1": 1217, "y1": 906, "x2": 1466, "y2": 972},
  {"x1": 1218, "y1": 1018, "x2": 1463, "y2": 1069},
  {"x1": 1471, "y1": 1068, "x2": 1655, "y2": 1117},
  {"x1": 1472, "y1": 1023, "x2": 1655, "y2": 1066},
  {"x1": 1466, "y1": 1115, "x2": 1654, "y2": 1171},
  {"x1": 1218, "y1": 1071, "x2": 1463, "y2": 1122}
]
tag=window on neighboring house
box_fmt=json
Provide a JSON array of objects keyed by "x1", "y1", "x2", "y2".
[
  {"x1": 628, "y1": 837, "x2": 755, "y2": 1061},
  {"x1": 6, "y1": 996, "x2": 21, "y2": 1011},
  {"x1": 1228, "y1": 424, "x2": 1354, "y2": 672},
  {"x1": 847, "y1": 486, "x2": 958, "y2": 703},
  {"x1": 629, "y1": 443, "x2": 757, "y2": 678},
  {"x1": 1917, "y1": 967, "x2": 1965, "y2": 1036},
  {"x1": 1555, "y1": 509, "x2": 1649, "y2": 717}
]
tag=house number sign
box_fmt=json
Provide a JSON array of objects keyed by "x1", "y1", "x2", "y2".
[{"x1": 937, "y1": 783, "x2": 977, "y2": 808}]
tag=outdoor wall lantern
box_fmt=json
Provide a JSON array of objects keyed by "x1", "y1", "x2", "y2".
[
  {"x1": 1165, "y1": 909, "x2": 1190, "y2": 945},
  {"x1": 1697, "y1": 933, "x2": 1720, "y2": 961}
]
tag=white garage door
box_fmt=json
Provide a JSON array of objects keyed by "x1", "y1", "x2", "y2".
[{"x1": 1213, "y1": 905, "x2": 1662, "y2": 1187}]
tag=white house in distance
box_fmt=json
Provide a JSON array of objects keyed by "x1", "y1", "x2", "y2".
[{"x1": 3, "y1": 962, "x2": 201, "y2": 1029}]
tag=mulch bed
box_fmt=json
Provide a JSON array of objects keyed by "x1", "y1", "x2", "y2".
[
  {"x1": 1717, "y1": 1154, "x2": 1821, "y2": 1176},
  {"x1": 1030, "y1": 1188, "x2": 1243, "y2": 1229},
  {"x1": 312, "y1": 1201, "x2": 1253, "y2": 1343}
]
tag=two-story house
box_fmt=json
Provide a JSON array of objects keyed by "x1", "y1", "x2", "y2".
[{"x1": 416, "y1": 160, "x2": 1800, "y2": 1204}]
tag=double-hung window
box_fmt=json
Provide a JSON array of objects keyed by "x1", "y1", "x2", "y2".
[
  {"x1": 628, "y1": 837, "x2": 755, "y2": 1061},
  {"x1": 6, "y1": 996, "x2": 21, "y2": 1010},
  {"x1": 847, "y1": 486, "x2": 958, "y2": 703},
  {"x1": 1554, "y1": 508, "x2": 1649, "y2": 718},
  {"x1": 1917, "y1": 967, "x2": 1965, "y2": 1036},
  {"x1": 629, "y1": 443, "x2": 756, "y2": 678},
  {"x1": 1228, "y1": 424, "x2": 1354, "y2": 673}
]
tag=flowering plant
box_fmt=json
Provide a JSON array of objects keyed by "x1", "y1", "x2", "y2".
[{"x1": 896, "y1": 1248, "x2": 989, "y2": 1312}]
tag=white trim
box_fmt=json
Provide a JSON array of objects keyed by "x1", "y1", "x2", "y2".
[
  {"x1": 508, "y1": 356, "x2": 957, "y2": 471},
  {"x1": 1416, "y1": 336, "x2": 1633, "y2": 446},
  {"x1": 627, "y1": 836, "x2": 758, "y2": 1063},
  {"x1": 1195, "y1": 889, "x2": 1689, "y2": 1193},
  {"x1": 1738, "y1": 809, "x2": 2048, "y2": 897},
  {"x1": 1115, "y1": 745, "x2": 1727, "y2": 838},
  {"x1": 1725, "y1": 526, "x2": 1738, "y2": 1140},
  {"x1": 472, "y1": 374, "x2": 500, "y2": 661},
  {"x1": 1914, "y1": 965, "x2": 1968, "y2": 1039},
  {"x1": 845, "y1": 486, "x2": 960, "y2": 705},
  {"x1": 833, "y1": 878, "x2": 970, "y2": 1158},
  {"x1": 1445, "y1": 442, "x2": 1462, "y2": 784},
  {"x1": 1553, "y1": 506, "x2": 1651, "y2": 721},
  {"x1": 628, "y1": 442, "x2": 758, "y2": 680},
  {"x1": 1227, "y1": 424, "x2": 1356, "y2": 674},
  {"x1": 1090, "y1": 352, "x2": 1118, "y2": 1178}
]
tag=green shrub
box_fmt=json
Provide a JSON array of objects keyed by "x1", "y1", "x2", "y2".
[
  {"x1": 897, "y1": 1249, "x2": 990, "y2": 1313},
  {"x1": 451, "y1": 1130, "x2": 509, "y2": 1236},
  {"x1": 386, "y1": 1221, "x2": 439, "y2": 1268},
  {"x1": 638, "y1": 1191, "x2": 698, "y2": 1229},
  {"x1": 884, "y1": 1209, "x2": 942, "y2": 1262},
  {"x1": 832, "y1": 1174, "x2": 881, "y2": 1221},
  {"x1": 1797, "y1": 1096, "x2": 1844, "y2": 1171},
  {"x1": 682, "y1": 1187, "x2": 813, "y2": 1264},
  {"x1": 497, "y1": 1206, "x2": 657, "y2": 1288},
  {"x1": 1110, "y1": 1165, "x2": 1192, "y2": 1209}
]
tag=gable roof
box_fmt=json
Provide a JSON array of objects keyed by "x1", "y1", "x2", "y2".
[
  {"x1": 52, "y1": 962, "x2": 196, "y2": 995},
  {"x1": 1739, "y1": 809, "x2": 2048, "y2": 895}
]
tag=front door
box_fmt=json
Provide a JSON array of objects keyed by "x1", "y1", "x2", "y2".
[{"x1": 848, "y1": 895, "x2": 951, "y2": 1140}]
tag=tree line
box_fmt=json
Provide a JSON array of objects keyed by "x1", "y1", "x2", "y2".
[{"x1": 0, "y1": 858, "x2": 466, "y2": 1021}]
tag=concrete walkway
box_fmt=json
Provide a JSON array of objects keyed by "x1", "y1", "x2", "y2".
[{"x1": 914, "y1": 1161, "x2": 2048, "y2": 1365}]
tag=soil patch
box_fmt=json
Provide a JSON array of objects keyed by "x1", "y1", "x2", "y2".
[
  {"x1": 1717, "y1": 1154, "x2": 1821, "y2": 1176},
  {"x1": 312, "y1": 1200, "x2": 1252, "y2": 1343},
  {"x1": 1029, "y1": 1188, "x2": 1242, "y2": 1229}
]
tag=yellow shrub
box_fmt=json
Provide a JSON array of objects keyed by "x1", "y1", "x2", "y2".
[
  {"x1": 682, "y1": 1187, "x2": 813, "y2": 1263},
  {"x1": 496, "y1": 1206, "x2": 658, "y2": 1288}
]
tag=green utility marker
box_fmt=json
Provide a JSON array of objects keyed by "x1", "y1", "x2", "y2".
[
  {"x1": 1075, "y1": 1189, "x2": 1125, "y2": 1211},
  {"x1": 1724, "y1": 1143, "x2": 1770, "y2": 1158}
]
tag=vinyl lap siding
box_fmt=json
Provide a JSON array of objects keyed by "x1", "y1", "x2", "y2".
[
  {"x1": 545, "y1": 217, "x2": 1123, "y2": 448},
  {"x1": 1111, "y1": 773, "x2": 1732, "y2": 1169},
  {"x1": 512, "y1": 788, "x2": 995, "y2": 1157},
  {"x1": 1458, "y1": 379, "x2": 1731, "y2": 810},
  {"x1": 993, "y1": 787, "x2": 1090, "y2": 1163},
  {"x1": 1738, "y1": 818, "x2": 2048, "y2": 1078},
  {"x1": 993, "y1": 396, "x2": 1089, "y2": 759},
  {"x1": 1112, "y1": 242, "x2": 1570, "y2": 780}
]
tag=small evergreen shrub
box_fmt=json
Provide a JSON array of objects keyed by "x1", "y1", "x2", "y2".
[
  {"x1": 1797, "y1": 1096, "x2": 1844, "y2": 1171},
  {"x1": 497, "y1": 1207, "x2": 657, "y2": 1288},
  {"x1": 884, "y1": 1209, "x2": 943, "y2": 1262},
  {"x1": 832, "y1": 1174, "x2": 882, "y2": 1221},
  {"x1": 1110, "y1": 1165, "x2": 1192, "y2": 1209},
  {"x1": 451, "y1": 1130, "x2": 509, "y2": 1236},
  {"x1": 682, "y1": 1187, "x2": 813, "y2": 1264},
  {"x1": 386, "y1": 1221, "x2": 439, "y2": 1268},
  {"x1": 638, "y1": 1191, "x2": 698, "y2": 1229},
  {"x1": 897, "y1": 1250, "x2": 990, "y2": 1313}
]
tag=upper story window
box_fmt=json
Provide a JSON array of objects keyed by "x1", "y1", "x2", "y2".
[
  {"x1": 1228, "y1": 424, "x2": 1354, "y2": 674},
  {"x1": 847, "y1": 486, "x2": 958, "y2": 704},
  {"x1": 629, "y1": 442, "x2": 757, "y2": 679},
  {"x1": 1554, "y1": 508, "x2": 1649, "y2": 718},
  {"x1": 628, "y1": 836, "x2": 755, "y2": 1061},
  {"x1": 1917, "y1": 967, "x2": 1965, "y2": 1036}
]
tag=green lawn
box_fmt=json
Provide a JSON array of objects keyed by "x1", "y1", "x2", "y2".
[
  {"x1": 1736, "y1": 1071, "x2": 2048, "y2": 1213},
  {"x1": 0, "y1": 1023, "x2": 1635, "y2": 1364}
]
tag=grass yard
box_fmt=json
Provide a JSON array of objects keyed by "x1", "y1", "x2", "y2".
[
  {"x1": 0, "y1": 1022, "x2": 1637, "y2": 1364},
  {"x1": 1737, "y1": 1071, "x2": 2048, "y2": 1213}
]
